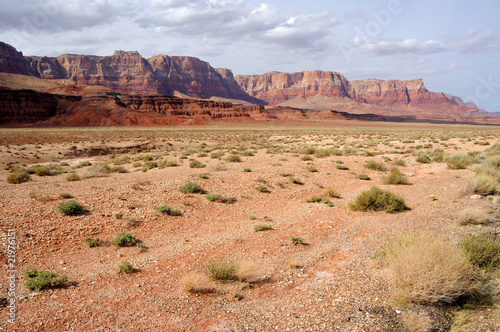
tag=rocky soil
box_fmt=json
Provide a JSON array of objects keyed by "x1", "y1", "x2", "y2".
[{"x1": 0, "y1": 125, "x2": 500, "y2": 331}]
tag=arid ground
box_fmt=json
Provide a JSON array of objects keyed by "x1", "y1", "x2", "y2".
[{"x1": 1, "y1": 122, "x2": 500, "y2": 331}]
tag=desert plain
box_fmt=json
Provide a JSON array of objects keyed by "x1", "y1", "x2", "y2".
[{"x1": 1, "y1": 123, "x2": 500, "y2": 331}]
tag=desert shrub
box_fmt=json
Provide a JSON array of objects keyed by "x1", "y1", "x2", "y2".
[
  {"x1": 450, "y1": 310, "x2": 473, "y2": 332},
  {"x1": 111, "y1": 155, "x2": 130, "y2": 165},
  {"x1": 75, "y1": 161, "x2": 91, "y2": 168},
  {"x1": 84, "y1": 162, "x2": 111, "y2": 178},
  {"x1": 199, "y1": 174, "x2": 209, "y2": 179},
  {"x1": 349, "y1": 186, "x2": 407, "y2": 213},
  {"x1": 159, "y1": 157, "x2": 178, "y2": 168},
  {"x1": 289, "y1": 177, "x2": 303, "y2": 184},
  {"x1": 243, "y1": 168, "x2": 251, "y2": 172},
  {"x1": 153, "y1": 204, "x2": 181, "y2": 216},
  {"x1": 385, "y1": 233, "x2": 475, "y2": 303},
  {"x1": 28, "y1": 164, "x2": 64, "y2": 176},
  {"x1": 365, "y1": 160, "x2": 388, "y2": 171},
  {"x1": 189, "y1": 159, "x2": 206, "y2": 168},
  {"x1": 58, "y1": 200, "x2": 84, "y2": 216},
  {"x1": 314, "y1": 149, "x2": 331, "y2": 158},
  {"x1": 280, "y1": 173, "x2": 293, "y2": 177},
  {"x1": 393, "y1": 158, "x2": 407, "y2": 167},
  {"x1": 118, "y1": 261, "x2": 134, "y2": 274},
  {"x1": 206, "y1": 259, "x2": 238, "y2": 281},
  {"x1": 24, "y1": 269, "x2": 67, "y2": 291},
  {"x1": 416, "y1": 152, "x2": 431, "y2": 164},
  {"x1": 468, "y1": 174, "x2": 497, "y2": 196},
  {"x1": 7, "y1": 170, "x2": 31, "y2": 184},
  {"x1": 301, "y1": 155, "x2": 313, "y2": 161},
  {"x1": 114, "y1": 212, "x2": 123, "y2": 219},
  {"x1": 306, "y1": 166, "x2": 318, "y2": 172},
  {"x1": 83, "y1": 237, "x2": 98, "y2": 247},
  {"x1": 141, "y1": 161, "x2": 157, "y2": 172},
  {"x1": 325, "y1": 188, "x2": 341, "y2": 198},
  {"x1": 305, "y1": 195, "x2": 333, "y2": 207},
  {"x1": 381, "y1": 167, "x2": 410, "y2": 185},
  {"x1": 179, "y1": 182, "x2": 201, "y2": 194},
  {"x1": 401, "y1": 311, "x2": 432, "y2": 332},
  {"x1": 66, "y1": 173, "x2": 80, "y2": 181},
  {"x1": 460, "y1": 233, "x2": 500, "y2": 271},
  {"x1": 290, "y1": 236, "x2": 304, "y2": 245},
  {"x1": 205, "y1": 194, "x2": 219, "y2": 202},
  {"x1": 447, "y1": 153, "x2": 472, "y2": 169},
  {"x1": 226, "y1": 154, "x2": 241, "y2": 162},
  {"x1": 253, "y1": 224, "x2": 272, "y2": 232},
  {"x1": 180, "y1": 272, "x2": 213, "y2": 293},
  {"x1": 110, "y1": 166, "x2": 128, "y2": 173},
  {"x1": 356, "y1": 174, "x2": 371, "y2": 180},
  {"x1": 254, "y1": 185, "x2": 269, "y2": 192},
  {"x1": 112, "y1": 232, "x2": 137, "y2": 246},
  {"x1": 456, "y1": 207, "x2": 489, "y2": 225},
  {"x1": 336, "y1": 164, "x2": 349, "y2": 170},
  {"x1": 219, "y1": 196, "x2": 236, "y2": 204}
]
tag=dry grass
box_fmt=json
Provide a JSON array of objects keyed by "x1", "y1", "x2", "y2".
[
  {"x1": 456, "y1": 207, "x2": 489, "y2": 225},
  {"x1": 236, "y1": 260, "x2": 259, "y2": 282},
  {"x1": 401, "y1": 311, "x2": 432, "y2": 332},
  {"x1": 385, "y1": 233, "x2": 475, "y2": 304},
  {"x1": 180, "y1": 272, "x2": 214, "y2": 294},
  {"x1": 467, "y1": 174, "x2": 498, "y2": 196}
]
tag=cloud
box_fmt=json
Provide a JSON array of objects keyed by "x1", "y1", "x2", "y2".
[{"x1": 344, "y1": 29, "x2": 500, "y2": 57}]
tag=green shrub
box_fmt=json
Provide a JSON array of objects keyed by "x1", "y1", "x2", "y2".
[
  {"x1": 446, "y1": 153, "x2": 472, "y2": 169},
  {"x1": 7, "y1": 170, "x2": 31, "y2": 184},
  {"x1": 243, "y1": 168, "x2": 251, "y2": 172},
  {"x1": 58, "y1": 200, "x2": 84, "y2": 216},
  {"x1": 199, "y1": 174, "x2": 209, "y2": 179},
  {"x1": 254, "y1": 185, "x2": 269, "y2": 192},
  {"x1": 159, "y1": 157, "x2": 178, "y2": 167},
  {"x1": 28, "y1": 164, "x2": 65, "y2": 176},
  {"x1": 306, "y1": 166, "x2": 318, "y2": 172},
  {"x1": 416, "y1": 152, "x2": 431, "y2": 164},
  {"x1": 349, "y1": 186, "x2": 407, "y2": 213},
  {"x1": 356, "y1": 174, "x2": 371, "y2": 180},
  {"x1": 290, "y1": 236, "x2": 304, "y2": 245},
  {"x1": 189, "y1": 159, "x2": 206, "y2": 168},
  {"x1": 24, "y1": 269, "x2": 67, "y2": 291},
  {"x1": 219, "y1": 196, "x2": 236, "y2": 204},
  {"x1": 205, "y1": 194, "x2": 219, "y2": 202},
  {"x1": 301, "y1": 155, "x2": 313, "y2": 161},
  {"x1": 393, "y1": 158, "x2": 406, "y2": 167},
  {"x1": 289, "y1": 177, "x2": 303, "y2": 184},
  {"x1": 85, "y1": 162, "x2": 112, "y2": 177},
  {"x1": 306, "y1": 195, "x2": 333, "y2": 207},
  {"x1": 336, "y1": 164, "x2": 349, "y2": 170},
  {"x1": 115, "y1": 212, "x2": 124, "y2": 219},
  {"x1": 118, "y1": 261, "x2": 134, "y2": 274},
  {"x1": 83, "y1": 237, "x2": 98, "y2": 248},
  {"x1": 112, "y1": 232, "x2": 137, "y2": 246},
  {"x1": 364, "y1": 160, "x2": 388, "y2": 171},
  {"x1": 384, "y1": 233, "x2": 475, "y2": 304},
  {"x1": 460, "y1": 233, "x2": 500, "y2": 271},
  {"x1": 179, "y1": 182, "x2": 201, "y2": 194},
  {"x1": 110, "y1": 166, "x2": 128, "y2": 173},
  {"x1": 226, "y1": 154, "x2": 241, "y2": 162},
  {"x1": 153, "y1": 204, "x2": 182, "y2": 216},
  {"x1": 280, "y1": 173, "x2": 293, "y2": 177},
  {"x1": 253, "y1": 224, "x2": 272, "y2": 232},
  {"x1": 66, "y1": 173, "x2": 80, "y2": 181},
  {"x1": 141, "y1": 161, "x2": 157, "y2": 172},
  {"x1": 206, "y1": 259, "x2": 238, "y2": 281},
  {"x1": 381, "y1": 167, "x2": 410, "y2": 185}
]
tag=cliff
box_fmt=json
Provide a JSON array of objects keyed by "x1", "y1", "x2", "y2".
[{"x1": 235, "y1": 71, "x2": 355, "y2": 105}]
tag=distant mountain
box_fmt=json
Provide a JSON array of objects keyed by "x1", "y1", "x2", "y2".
[{"x1": 0, "y1": 41, "x2": 498, "y2": 125}]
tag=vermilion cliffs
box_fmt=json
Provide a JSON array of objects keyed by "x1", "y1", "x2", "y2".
[{"x1": 0, "y1": 41, "x2": 497, "y2": 125}]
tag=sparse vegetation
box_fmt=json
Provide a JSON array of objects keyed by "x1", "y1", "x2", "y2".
[
  {"x1": 384, "y1": 233, "x2": 475, "y2": 303},
  {"x1": 364, "y1": 160, "x2": 388, "y2": 171},
  {"x1": 290, "y1": 236, "x2": 304, "y2": 245},
  {"x1": 305, "y1": 195, "x2": 333, "y2": 207},
  {"x1": 325, "y1": 188, "x2": 341, "y2": 198},
  {"x1": 456, "y1": 207, "x2": 489, "y2": 225},
  {"x1": 23, "y1": 269, "x2": 67, "y2": 291},
  {"x1": 206, "y1": 259, "x2": 238, "y2": 281},
  {"x1": 180, "y1": 272, "x2": 213, "y2": 293},
  {"x1": 460, "y1": 232, "x2": 500, "y2": 271},
  {"x1": 356, "y1": 174, "x2": 371, "y2": 180},
  {"x1": 83, "y1": 237, "x2": 98, "y2": 247},
  {"x1": 154, "y1": 204, "x2": 182, "y2": 216},
  {"x1": 179, "y1": 182, "x2": 201, "y2": 193},
  {"x1": 349, "y1": 186, "x2": 407, "y2": 213},
  {"x1": 253, "y1": 224, "x2": 272, "y2": 232},
  {"x1": 118, "y1": 261, "x2": 134, "y2": 274},
  {"x1": 381, "y1": 167, "x2": 410, "y2": 185},
  {"x1": 58, "y1": 200, "x2": 84, "y2": 216},
  {"x1": 7, "y1": 169, "x2": 31, "y2": 184},
  {"x1": 254, "y1": 185, "x2": 269, "y2": 192},
  {"x1": 112, "y1": 232, "x2": 137, "y2": 246}
]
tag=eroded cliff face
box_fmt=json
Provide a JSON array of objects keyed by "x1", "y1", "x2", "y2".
[
  {"x1": 235, "y1": 71, "x2": 356, "y2": 105},
  {"x1": 0, "y1": 85, "x2": 269, "y2": 126},
  {"x1": 0, "y1": 42, "x2": 34, "y2": 76}
]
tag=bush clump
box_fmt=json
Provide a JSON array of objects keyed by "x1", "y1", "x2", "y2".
[
  {"x1": 225, "y1": 154, "x2": 241, "y2": 162},
  {"x1": 254, "y1": 185, "x2": 269, "y2": 192},
  {"x1": 384, "y1": 233, "x2": 475, "y2": 303},
  {"x1": 7, "y1": 170, "x2": 31, "y2": 184},
  {"x1": 456, "y1": 207, "x2": 489, "y2": 225},
  {"x1": 118, "y1": 261, "x2": 134, "y2": 274},
  {"x1": 58, "y1": 200, "x2": 84, "y2": 216},
  {"x1": 83, "y1": 237, "x2": 99, "y2": 247},
  {"x1": 179, "y1": 182, "x2": 201, "y2": 194},
  {"x1": 153, "y1": 204, "x2": 182, "y2": 216},
  {"x1": 23, "y1": 269, "x2": 67, "y2": 291},
  {"x1": 112, "y1": 232, "x2": 137, "y2": 246},
  {"x1": 189, "y1": 159, "x2": 206, "y2": 168},
  {"x1": 365, "y1": 160, "x2": 388, "y2": 171},
  {"x1": 349, "y1": 186, "x2": 407, "y2": 213},
  {"x1": 66, "y1": 173, "x2": 80, "y2": 181},
  {"x1": 356, "y1": 174, "x2": 371, "y2": 180},
  {"x1": 460, "y1": 233, "x2": 500, "y2": 271},
  {"x1": 468, "y1": 174, "x2": 497, "y2": 196},
  {"x1": 206, "y1": 259, "x2": 238, "y2": 281},
  {"x1": 447, "y1": 153, "x2": 472, "y2": 169},
  {"x1": 253, "y1": 224, "x2": 272, "y2": 232},
  {"x1": 180, "y1": 272, "x2": 213, "y2": 293},
  {"x1": 381, "y1": 167, "x2": 410, "y2": 185}
]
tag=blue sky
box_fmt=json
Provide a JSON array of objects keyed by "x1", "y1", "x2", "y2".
[{"x1": 0, "y1": 0, "x2": 499, "y2": 112}]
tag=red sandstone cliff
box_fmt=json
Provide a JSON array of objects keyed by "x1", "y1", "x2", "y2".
[{"x1": 235, "y1": 71, "x2": 356, "y2": 105}]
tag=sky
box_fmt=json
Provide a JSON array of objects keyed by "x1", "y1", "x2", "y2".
[{"x1": 0, "y1": 0, "x2": 499, "y2": 112}]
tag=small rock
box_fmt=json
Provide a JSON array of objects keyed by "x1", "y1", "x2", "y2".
[{"x1": 471, "y1": 195, "x2": 482, "y2": 199}]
